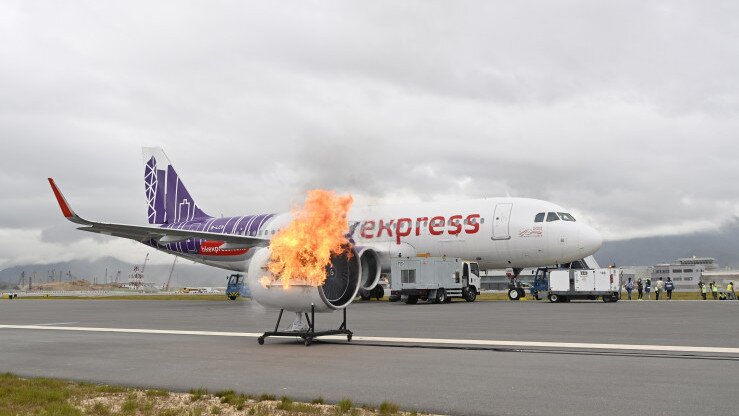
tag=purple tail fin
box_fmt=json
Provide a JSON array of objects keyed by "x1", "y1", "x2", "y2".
[{"x1": 143, "y1": 147, "x2": 210, "y2": 224}]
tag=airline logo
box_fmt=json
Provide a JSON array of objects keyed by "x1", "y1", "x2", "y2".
[
  {"x1": 359, "y1": 214, "x2": 481, "y2": 244},
  {"x1": 199, "y1": 241, "x2": 249, "y2": 256},
  {"x1": 519, "y1": 226, "x2": 543, "y2": 238}
]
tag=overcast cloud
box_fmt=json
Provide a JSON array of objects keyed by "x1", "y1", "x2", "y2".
[{"x1": 1, "y1": 1, "x2": 739, "y2": 268}]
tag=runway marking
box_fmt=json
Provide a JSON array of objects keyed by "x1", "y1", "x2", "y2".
[
  {"x1": 2, "y1": 324, "x2": 739, "y2": 355},
  {"x1": 36, "y1": 322, "x2": 79, "y2": 326}
]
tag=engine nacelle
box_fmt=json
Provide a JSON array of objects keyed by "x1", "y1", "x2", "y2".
[
  {"x1": 247, "y1": 246, "x2": 361, "y2": 313},
  {"x1": 357, "y1": 247, "x2": 381, "y2": 290}
]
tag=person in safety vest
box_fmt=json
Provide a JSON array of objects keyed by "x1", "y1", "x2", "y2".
[
  {"x1": 711, "y1": 282, "x2": 719, "y2": 300},
  {"x1": 727, "y1": 282, "x2": 735, "y2": 300},
  {"x1": 699, "y1": 282, "x2": 707, "y2": 300},
  {"x1": 665, "y1": 277, "x2": 674, "y2": 300}
]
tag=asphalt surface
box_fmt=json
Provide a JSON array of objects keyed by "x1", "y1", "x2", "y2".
[{"x1": 1, "y1": 298, "x2": 738, "y2": 415}]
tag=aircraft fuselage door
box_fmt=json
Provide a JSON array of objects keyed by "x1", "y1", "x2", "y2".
[{"x1": 492, "y1": 203, "x2": 513, "y2": 240}]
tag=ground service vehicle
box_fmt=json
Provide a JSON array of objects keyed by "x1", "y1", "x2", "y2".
[
  {"x1": 226, "y1": 273, "x2": 250, "y2": 300},
  {"x1": 531, "y1": 267, "x2": 622, "y2": 302},
  {"x1": 389, "y1": 257, "x2": 480, "y2": 304}
]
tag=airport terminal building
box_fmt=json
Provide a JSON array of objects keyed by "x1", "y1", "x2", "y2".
[{"x1": 651, "y1": 257, "x2": 716, "y2": 291}]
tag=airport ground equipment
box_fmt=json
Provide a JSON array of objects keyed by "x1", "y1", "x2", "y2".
[
  {"x1": 531, "y1": 267, "x2": 622, "y2": 302},
  {"x1": 248, "y1": 246, "x2": 360, "y2": 346},
  {"x1": 389, "y1": 257, "x2": 480, "y2": 304},
  {"x1": 257, "y1": 305, "x2": 352, "y2": 347},
  {"x1": 225, "y1": 273, "x2": 250, "y2": 300}
]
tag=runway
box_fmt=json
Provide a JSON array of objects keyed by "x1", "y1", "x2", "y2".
[{"x1": 1, "y1": 299, "x2": 738, "y2": 415}]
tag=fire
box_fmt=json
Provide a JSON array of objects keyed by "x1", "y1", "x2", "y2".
[{"x1": 267, "y1": 189, "x2": 353, "y2": 288}]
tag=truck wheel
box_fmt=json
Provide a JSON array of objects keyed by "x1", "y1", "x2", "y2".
[
  {"x1": 436, "y1": 288, "x2": 447, "y2": 304},
  {"x1": 463, "y1": 287, "x2": 477, "y2": 302},
  {"x1": 508, "y1": 289, "x2": 521, "y2": 301},
  {"x1": 388, "y1": 295, "x2": 400, "y2": 302},
  {"x1": 611, "y1": 295, "x2": 619, "y2": 302},
  {"x1": 548, "y1": 294, "x2": 559, "y2": 303},
  {"x1": 602, "y1": 296, "x2": 610, "y2": 303},
  {"x1": 405, "y1": 295, "x2": 418, "y2": 304},
  {"x1": 228, "y1": 295, "x2": 238, "y2": 300}
]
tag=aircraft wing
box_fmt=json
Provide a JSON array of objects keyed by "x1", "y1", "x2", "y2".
[{"x1": 48, "y1": 178, "x2": 268, "y2": 248}]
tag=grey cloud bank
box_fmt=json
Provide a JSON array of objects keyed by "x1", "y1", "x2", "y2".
[{"x1": 1, "y1": 1, "x2": 738, "y2": 268}]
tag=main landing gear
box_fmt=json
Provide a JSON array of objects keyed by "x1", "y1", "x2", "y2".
[{"x1": 257, "y1": 305, "x2": 353, "y2": 347}]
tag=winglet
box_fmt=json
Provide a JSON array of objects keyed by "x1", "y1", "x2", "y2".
[{"x1": 48, "y1": 178, "x2": 88, "y2": 224}]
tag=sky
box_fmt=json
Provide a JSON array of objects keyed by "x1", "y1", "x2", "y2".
[{"x1": 1, "y1": 1, "x2": 739, "y2": 269}]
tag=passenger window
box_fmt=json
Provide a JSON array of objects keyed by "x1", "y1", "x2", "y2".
[
  {"x1": 558, "y1": 212, "x2": 576, "y2": 222},
  {"x1": 546, "y1": 212, "x2": 560, "y2": 222},
  {"x1": 534, "y1": 212, "x2": 545, "y2": 223}
]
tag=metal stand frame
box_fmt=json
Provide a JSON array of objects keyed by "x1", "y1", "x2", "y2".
[{"x1": 257, "y1": 305, "x2": 353, "y2": 346}]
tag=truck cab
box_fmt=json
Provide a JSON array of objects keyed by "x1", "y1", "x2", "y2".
[{"x1": 226, "y1": 273, "x2": 250, "y2": 300}]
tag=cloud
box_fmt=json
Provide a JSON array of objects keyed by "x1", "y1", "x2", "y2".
[{"x1": 1, "y1": 1, "x2": 738, "y2": 267}]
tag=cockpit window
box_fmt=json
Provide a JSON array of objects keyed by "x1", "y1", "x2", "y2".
[
  {"x1": 534, "y1": 212, "x2": 545, "y2": 223},
  {"x1": 558, "y1": 212, "x2": 576, "y2": 222},
  {"x1": 546, "y1": 212, "x2": 560, "y2": 222}
]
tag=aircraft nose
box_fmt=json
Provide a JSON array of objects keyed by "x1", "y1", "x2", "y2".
[{"x1": 579, "y1": 224, "x2": 603, "y2": 254}]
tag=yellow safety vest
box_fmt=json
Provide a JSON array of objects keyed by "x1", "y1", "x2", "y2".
[
  {"x1": 728, "y1": 284, "x2": 734, "y2": 292},
  {"x1": 701, "y1": 286, "x2": 707, "y2": 293},
  {"x1": 711, "y1": 286, "x2": 719, "y2": 293}
]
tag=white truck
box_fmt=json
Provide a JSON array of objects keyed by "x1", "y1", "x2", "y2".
[
  {"x1": 532, "y1": 267, "x2": 622, "y2": 303},
  {"x1": 389, "y1": 257, "x2": 480, "y2": 304}
]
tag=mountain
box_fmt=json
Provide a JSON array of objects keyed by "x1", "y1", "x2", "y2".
[
  {"x1": 595, "y1": 220, "x2": 739, "y2": 268},
  {"x1": 0, "y1": 256, "x2": 229, "y2": 288}
]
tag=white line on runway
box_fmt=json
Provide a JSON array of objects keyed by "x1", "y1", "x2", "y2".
[
  {"x1": 36, "y1": 322, "x2": 79, "y2": 326},
  {"x1": 2, "y1": 324, "x2": 738, "y2": 355}
]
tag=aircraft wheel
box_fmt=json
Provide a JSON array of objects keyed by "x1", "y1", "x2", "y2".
[
  {"x1": 508, "y1": 288, "x2": 521, "y2": 301},
  {"x1": 371, "y1": 285, "x2": 385, "y2": 300},
  {"x1": 359, "y1": 289, "x2": 371, "y2": 301},
  {"x1": 257, "y1": 336, "x2": 264, "y2": 345}
]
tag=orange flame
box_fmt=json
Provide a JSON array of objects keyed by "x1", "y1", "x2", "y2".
[{"x1": 267, "y1": 190, "x2": 353, "y2": 288}]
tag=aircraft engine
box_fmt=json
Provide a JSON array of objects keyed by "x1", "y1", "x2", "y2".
[
  {"x1": 356, "y1": 247, "x2": 381, "y2": 290},
  {"x1": 247, "y1": 246, "x2": 361, "y2": 313}
]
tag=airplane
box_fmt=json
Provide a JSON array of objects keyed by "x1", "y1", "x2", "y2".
[{"x1": 48, "y1": 147, "x2": 603, "y2": 298}]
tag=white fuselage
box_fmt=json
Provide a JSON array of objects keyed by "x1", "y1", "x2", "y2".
[{"x1": 190, "y1": 197, "x2": 603, "y2": 272}]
